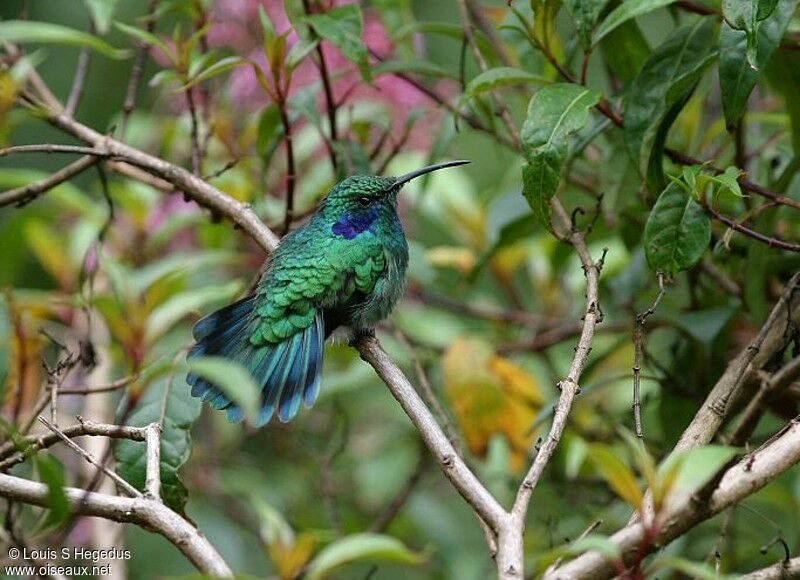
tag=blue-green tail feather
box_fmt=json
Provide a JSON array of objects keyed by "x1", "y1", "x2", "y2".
[{"x1": 187, "y1": 297, "x2": 325, "y2": 425}]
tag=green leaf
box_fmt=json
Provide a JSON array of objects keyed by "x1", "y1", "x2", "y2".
[
  {"x1": 393, "y1": 21, "x2": 495, "y2": 56},
  {"x1": 670, "y1": 306, "x2": 738, "y2": 348},
  {"x1": 588, "y1": 443, "x2": 643, "y2": 508},
  {"x1": 145, "y1": 280, "x2": 243, "y2": 342},
  {"x1": 598, "y1": 18, "x2": 650, "y2": 83},
  {"x1": 766, "y1": 51, "x2": 800, "y2": 155},
  {"x1": 186, "y1": 356, "x2": 260, "y2": 425},
  {"x1": 532, "y1": 0, "x2": 564, "y2": 59},
  {"x1": 286, "y1": 37, "x2": 320, "y2": 71},
  {"x1": 306, "y1": 5, "x2": 371, "y2": 81},
  {"x1": 256, "y1": 103, "x2": 284, "y2": 160},
  {"x1": 656, "y1": 445, "x2": 740, "y2": 499},
  {"x1": 82, "y1": 0, "x2": 120, "y2": 34},
  {"x1": 564, "y1": 0, "x2": 609, "y2": 49},
  {"x1": 305, "y1": 534, "x2": 427, "y2": 580},
  {"x1": 372, "y1": 59, "x2": 455, "y2": 79},
  {"x1": 0, "y1": 20, "x2": 129, "y2": 59},
  {"x1": 115, "y1": 375, "x2": 201, "y2": 512},
  {"x1": 184, "y1": 55, "x2": 248, "y2": 89},
  {"x1": 592, "y1": 0, "x2": 677, "y2": 46},
  {"x1": 644, "y1": 182, "x2": 711, "y2": 274},
  {"x1": 459, "y1": 67, "x2": 548, "y2": 107},
  {"x1": 520, "y1": 83, "x2": 600, "y2": 227},
  {"x1": 115, "y1": 21, "x2": 174, "y2": 63},
  {"x1": 624, "y1": 18, "x2": 717, "y2": 175},
  {"x1": 722, "y1": 0, "x2": 780, "y2": 68},
  {"x1": 34, "y1": 454, "x2": 69, "y2": 530},
  {"x1": 566, "y1": 534, "x2": 622, "y2": 559},
  {"x1": 719, "y1": 0, "x2": 799, "y2": 127}
]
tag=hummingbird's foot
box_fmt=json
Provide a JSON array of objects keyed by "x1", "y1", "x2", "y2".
[{"x1": 349, "y1": 327, "x2": 376, "y2": 347}]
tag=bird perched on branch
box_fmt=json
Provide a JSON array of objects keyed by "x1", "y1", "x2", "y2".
[{"x1": 187, "y1": 160, "x2": 469, "y2": 425}]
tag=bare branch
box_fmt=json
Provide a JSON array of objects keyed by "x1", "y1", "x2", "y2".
[
  {"x1": 0, "y1": 417, "x2": 147, "y2": 469},
  {"x1": 355, "y1": 335, "x2": 507, "y2": 532},
  {"x1": 41, "y1": 108, "x2": 279, "y2": 252},
  {"x1": 743, "y1": 556, "x2": 800, "y2": 579},
  {"x1": 0, "y1": 155, "x2": 98, "y2": 207},
  {"x1": 633, "y1": 272, "x2": 666, "y2": 438},
  {"x1": 0, "y1": 471, "x2": 233, "y2": 576},
  {"x1": 144, "y1": 423, "x2": 162, "y2": 500},
  {"x1": 675, "y1": 273, "x2": 800, "y2": 452},
  {"x1": 38, "y1": 416, "x2": 142, "y2": 498},
  {"x1": 550, "y1": 417, "x2": 800, "y2": 579}
]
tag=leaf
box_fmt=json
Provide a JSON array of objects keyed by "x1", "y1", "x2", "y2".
[
  {"x1": 305, "y1": 5, "x2": 371, "y2": 81},
  {"x1": 459, "y1": 67, "x2": 548, "y2": 107},
  {"x1": 185, "y1": 356, "x2": 260, "y2": 425},
  {"x1": 592, "y1": 0, "x2": 677, "y2": 46},
  {"x1": 443, "y1": 338, "x2": 543, "y2": 472},
  {"x1": 0, "y1": 20, "x2": 129, "y2": 59},
  {"x1": 286, "y1": 37, "x2": 319, "y2": 71},
  {"x1": 719, "y1": 0, "x2": 799, "y2": 128},
  {"x1": 372, "y1": 59, "x2": 454, "y2": 79},
  {"x1": 766, "y1": 50, "x2": 800, "y2": 155},
  {"x1": 82, "y1": 0, "x2": 120, "y2": 34},
  {"x1": 145, "y1": 280, "x2": 243, "y2": 342},
  {"x1": 598, "y1": 18, "x2": 650, "y2": 83},
  {"x1": 644, "y1": 182, "x2": 711, "y2": 274},
  {"x1": 532, "y1": 0, "x2": 564, "y2": 61},
  {"x1": 624, "y1": 18, "x2": 717, "y2": 175},
  {"x1": 564, "y1": 0, "x2": 609, "y2": 49},
  {"x1": 184, "y1": 55, "x2": 248, "y2": 89},
  {"x1": 656, "y1": 445, "x2": 740, "y2": 501},
  {"x1": 34, "y1": 454, "x2": 69, "y2": 530},
  {"x1": 256, "y1": 103, "x2": 284, "y2": 160},
  {"x1": 722, "y1": 0, "x2": 780, "y2": 68},
  {"x1": 115, "y1": 21, "x2": 174, "y2": 63},
  {"x1": 588, "y1": 443, "x2": 644, "y2": 508},
  {"x1": 305, "y1": 534, "x2": 427, "y2": 580},
  {"x1": 114, "y1": 375, "x2": 201, "y2": 512},
  {"x1": 393, "y1": 21, "x2": 495, "y2": 56},
  {"x1": 520, "y1": 83, "x2": 600, "y2": 227}
]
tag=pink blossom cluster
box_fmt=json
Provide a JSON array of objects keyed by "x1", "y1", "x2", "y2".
[{"x1": 207, "y1": 0, "x2": 450, "y2": 150}]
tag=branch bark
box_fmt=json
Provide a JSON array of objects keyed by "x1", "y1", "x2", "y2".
[
  {"x1": 0, "y1": 472, "x2": 232, "y2": 576},
  {"x1": 549, "y1": 417, "x2": 800, "y2": 579}
]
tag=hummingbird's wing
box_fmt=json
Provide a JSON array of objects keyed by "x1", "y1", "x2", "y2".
[{"x1": 249, "y1": 234, "x2": 388, "y2": 344}]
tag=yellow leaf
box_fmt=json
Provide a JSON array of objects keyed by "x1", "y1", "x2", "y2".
[
  {"x1": 269, "y1": 532, "x2": 317, "y2": 580},
  {"x1": 426, "y1": 246, "x2": 476, "y2": 273},
  {"x1": 588, "y1": 444, "x2": 644, "y2": 509},
  {"x1": 443, "y1": 337, "x2": 543, "y2": 472}
]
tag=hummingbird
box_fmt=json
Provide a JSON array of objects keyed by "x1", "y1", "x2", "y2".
[{"x1": 187, "y1": 160, "x2": 470, "y2": 425}]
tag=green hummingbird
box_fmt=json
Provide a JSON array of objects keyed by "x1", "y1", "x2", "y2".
[{"x1": 187, "y1": 160, "x2": 469, "y2": 425}]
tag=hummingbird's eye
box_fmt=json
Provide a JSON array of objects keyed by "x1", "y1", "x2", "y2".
[{"x1": 357, "y1": 196, "x2": 371, "y2": 207}]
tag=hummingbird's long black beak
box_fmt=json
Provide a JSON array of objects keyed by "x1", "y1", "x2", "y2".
[{"x1": 392, "y1": 159, "x2": 470, "y2": 188}]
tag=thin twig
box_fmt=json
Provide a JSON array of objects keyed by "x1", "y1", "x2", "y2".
[
  {"x1": 0, "y1": 417, "x2": 146, "y2": 469},
  {"x1": 302, "y1": 0, "x2": 339, "y2": 174},
  {"x1": 65, "y1": 34, "x2": 92, "y2": 117},
  {"x1": 37, "y1": 416, "x2": 142, "y2": 497},
  {"x1": 120, "y1": 0, "x2": 159, "y2": 140},
  {"x1": 278, "y1": 103, "x2": 296, "y2": 236},
  {"x1": 456, "y1": 0, "x2": 522, "y2": 148},
  {"x1": 0, "y1": 156, "x2": 99, "y2": 207},
  {"x1": 633, "y1": 273, "x2": 666, "y2": 439}
]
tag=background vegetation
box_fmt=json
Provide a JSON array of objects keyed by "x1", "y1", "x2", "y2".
[{"x1": 1, "y1": 0, "x2": 800, "y2": 578}]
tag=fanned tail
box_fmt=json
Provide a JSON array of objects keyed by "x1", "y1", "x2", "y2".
[{"x1": 186, "y1": 297, "x2": 324, "y2": 425}]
